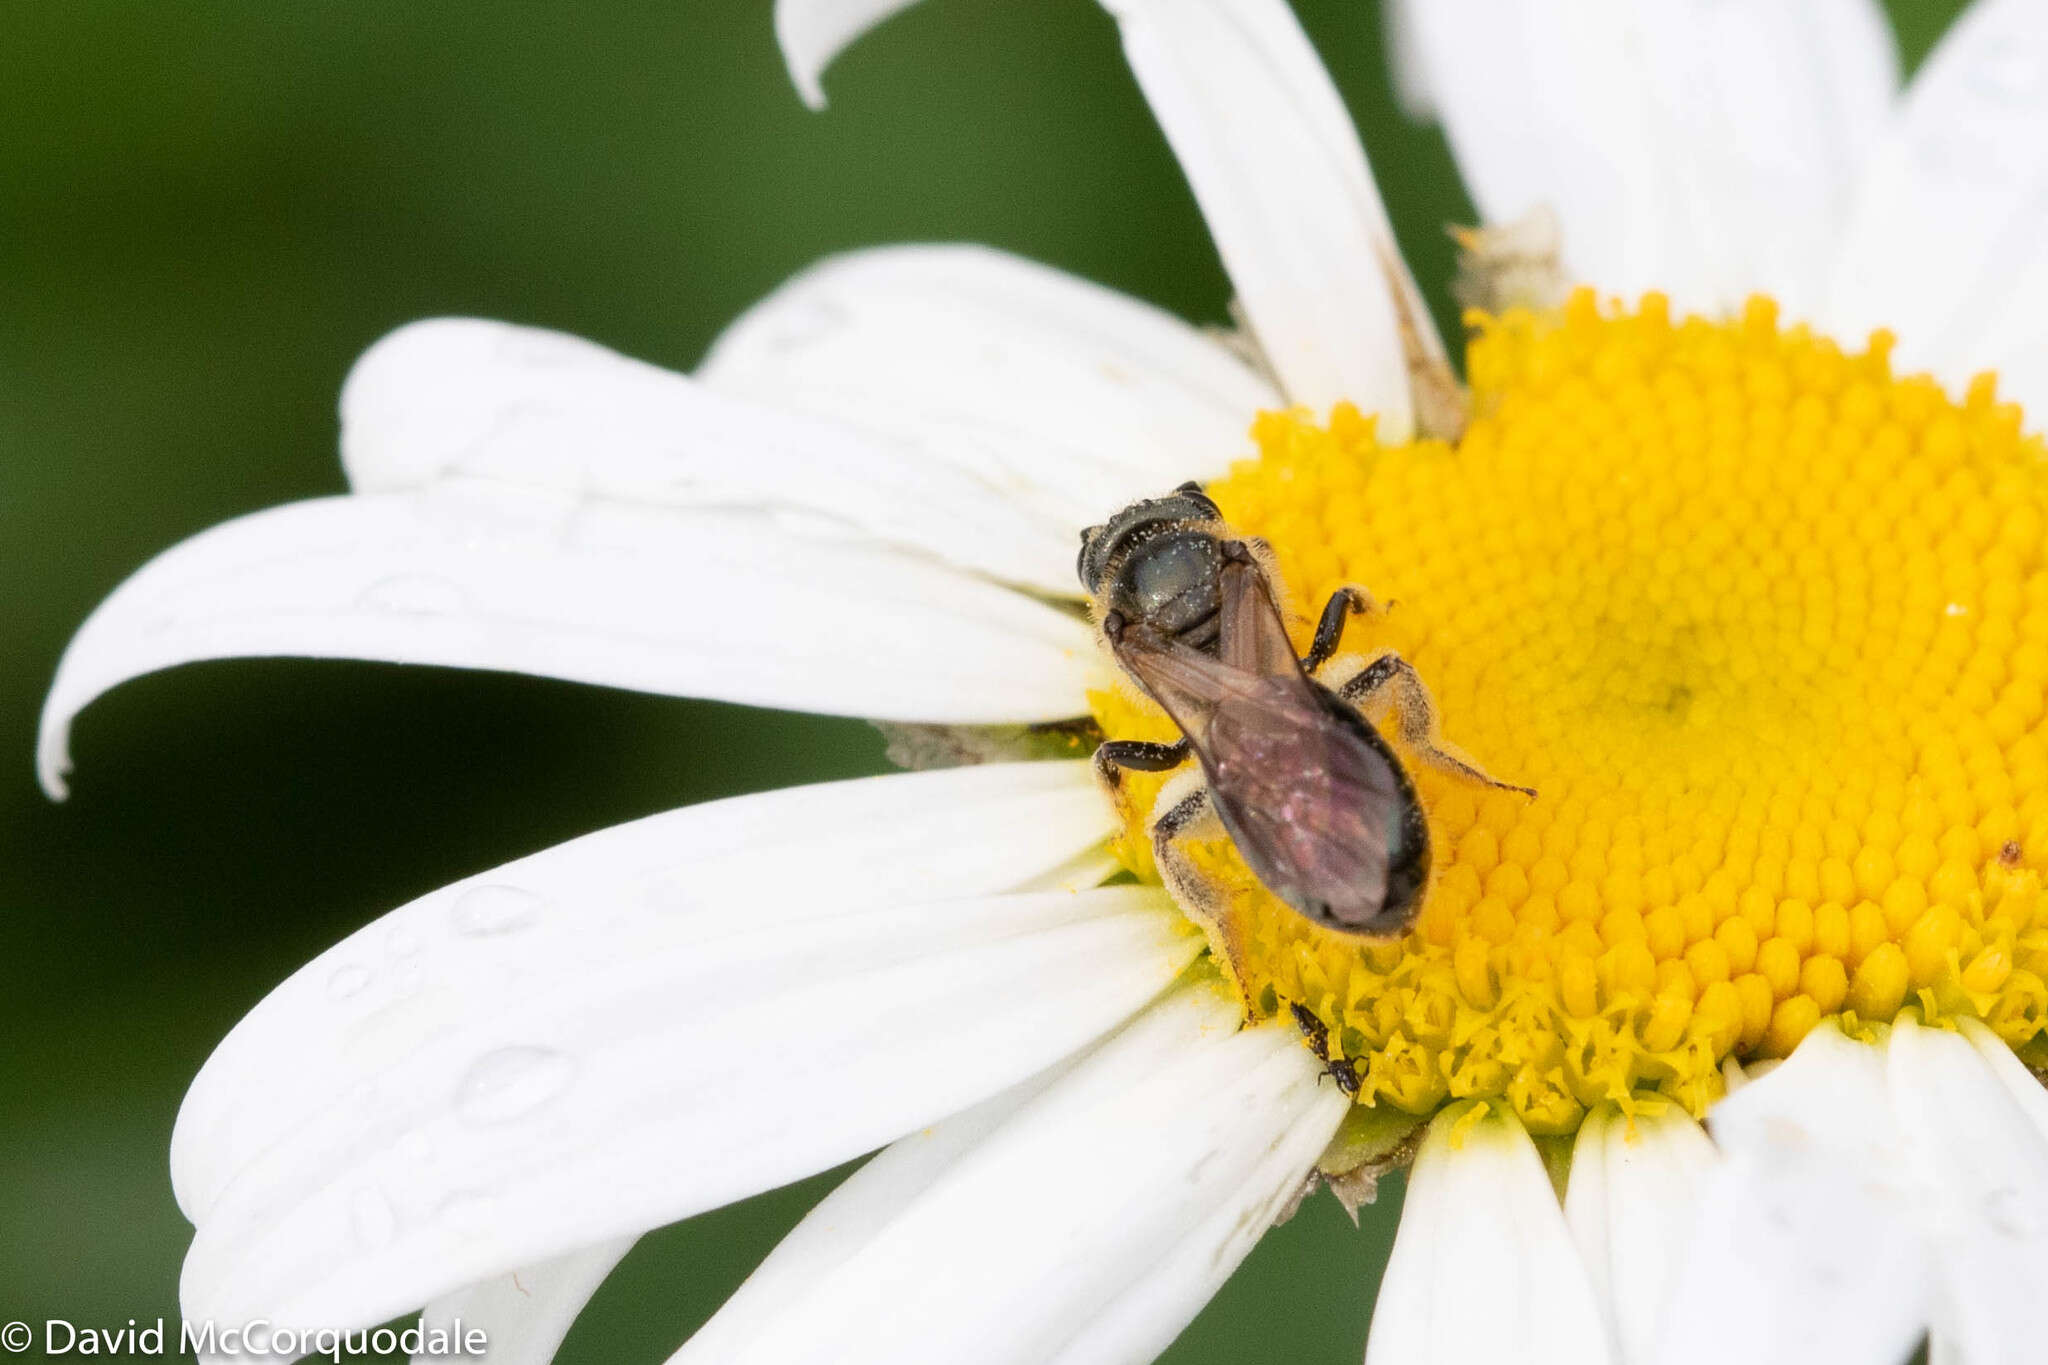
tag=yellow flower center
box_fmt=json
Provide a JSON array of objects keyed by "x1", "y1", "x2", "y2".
[{"x1": 1091, "y1": 290, "x2": 2048, "y2": 1134}]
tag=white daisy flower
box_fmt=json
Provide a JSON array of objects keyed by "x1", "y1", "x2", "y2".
[{"x1": 39, "y1": 1, "x2": 2048, "y2": 1363}]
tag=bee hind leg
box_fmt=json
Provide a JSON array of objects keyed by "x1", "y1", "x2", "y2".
[
  {"x1": 1148, "y1": 781, "x2": 1255, "y2": 1003},
  {"x1": 1337, "y1": 651, "x2": 1536, "y2": 798}
]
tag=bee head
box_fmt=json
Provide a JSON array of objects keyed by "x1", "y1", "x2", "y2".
[{"x1": 1076, "y1": 484, "x2": 1226, "y2": 644}]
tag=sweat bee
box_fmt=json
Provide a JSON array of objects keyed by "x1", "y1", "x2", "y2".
[{"x1": 1078, "y1": 484, "x2": 1531, "y2": 953}]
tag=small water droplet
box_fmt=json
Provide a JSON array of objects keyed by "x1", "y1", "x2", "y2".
[
  {"x1": 451, "y1": 884, "x2": 545, "y2": 937},
  {"x1": 455, "y1": 1046, "x2": 575, "y2": 1126},
  {"x1": 1984, "y1": 1186, "x2": 2035, "y2": 1237},
  {"x1": 1979, "y1": 48, "x2": 2048, "y2": 102},
  {"x1": 357, "y1": 575, "x2": 470, "y2": 616},
  {"x1": 641, "y1": 874, "x2": 702, "y2": 915},
  {"x1": 386, "y1": 923, "x2": 424, "y2": 958},
  {"x1": 436, "y1": 1190, "x2": 502, "y2": 1239},
  {"x1": 349, "y1": 1188, "x2": 398, "y2": 1249},
  {"x1": 328, "y1": 965, "x2": 372, "y2": 1000}
]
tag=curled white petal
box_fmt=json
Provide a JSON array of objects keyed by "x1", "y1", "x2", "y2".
[
  {"x1": 1100, "y1": 0, "x2": 1426, "y2": 432},
  {"x1": 1402, "y1": 0, "x2": 1897, "y2": 316},
  {"x1": 775, "y1": 0, "x2": 924, "y2": 109},
  {"x1": 1826, "y1": 0, "x2": 2048, "y2": 417},
  {"x1": 39, "y1": 483, "x2": 1099, "y2": 797},
  {"x1": 698, "y1": 244, "x2": 1279, "y2": 527},
  {"x1": 672, "y1": 981, "x2": 1344, "y2": 1365},
  {"x1": 342, "y1": 316, "x2": 1078, "y2": 594},
  {"x1": 1660, "y1": 1023, "x2": 1930, "y2": 1365},
  {"x1": 1365, "y1": 1105, "x2": 1610, "y2": 1365},
  {"x1": 1887, "y1": 1016, "x2": 2048, "y2": 1365},
  {"x1": 1563, "y1": 1104, "x2": 1718, "y2": 1365},
  {"x1": 174, "y1": 762, "x2": 1199, "y2": 1334},
  {"x1": 412, "y1": 1237, "x2": 635, "y2": 1365}
]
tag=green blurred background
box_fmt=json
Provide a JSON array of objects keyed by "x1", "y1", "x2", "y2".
[{"x1": 0, "y1": 1, "x2": 1967, "y2": 1360}]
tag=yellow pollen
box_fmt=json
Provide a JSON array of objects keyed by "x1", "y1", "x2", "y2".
[{"x1": 1090, "y1": 289, "x2": 2048, "y2": 1134}]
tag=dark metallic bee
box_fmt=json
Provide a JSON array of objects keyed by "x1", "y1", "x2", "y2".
[{"x1": 1078, "y1": 484, "x2": 1530, "y2": 952}]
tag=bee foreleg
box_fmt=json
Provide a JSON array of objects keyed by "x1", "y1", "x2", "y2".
[
  {"x1": 1337, "y1": 651, "x2": 1536, "y2": 798},
  {"x1": 1301, "y1": 586, "x2": 1378, "y2": 675}
]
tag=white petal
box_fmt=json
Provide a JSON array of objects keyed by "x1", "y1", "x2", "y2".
[
  {"x1": 1659, "y1": 1023, "x2": 1930, "y2": 1365},
  {"x1": 1381, "y1": 0, "x2": 1435, "y2": 122},
  {"x1": 1099, "y1": 0, "x2": 1427, "y2": 432},
  {"x1": 1402, "y1": 0, "x2": 1898, "y2": 317},
  {"x1": 774, "y1": 0, "x2": 923, "y2": 109},
  {"x1": 1959, "y1": 1017, "x2": 2048, "y2": 1143},
  {"x1": 173, "y1": 762, "x2": 1202, "y2": 1334},
  {"x1": 1563, "y1": 1105, "x2": 1718, "y2": 1365},
  {"x1": 670, "y1": 1061, "x2": 1071, "y2": 1361},
  {"x1": 1826, "y1": 0, "x2": 2048, "y2": 418},
  {"x1": 177, "y1": 758, "x2": 1119, "y2": 1214},
  {"x1": 672, "y1": 979, "x2": 1345, "y2": 1365},
  {"x1": 413, "y1": 1237, "x2": 635, "y2": 1365},
  {"x1": 39, "y1": 482, "x2": 1099, "y2": 796},
  {"x1": 697, "y1": 244, "x2": 1279, "y2": 526},
  {"x1": 1887, "y1": 1016, "x2": 2048, "y2": 1365},
  {"x1": 1365, "y1": 1105, "x2": 1610, "y2": 1365},
  {"x1": 342, "y1": 317, "x2": 1078, "y2": 595}
]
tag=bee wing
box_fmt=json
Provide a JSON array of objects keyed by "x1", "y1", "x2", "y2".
[
  {"x1": 1110, "y1": 625, "x2": 1267, "y2": 749},
  {"x1": 1117, "y1": 632, "x2": 1418, "y2": 933},
  {"x1": 1203, "y1": 694, "x2": 1411, "y2": 929},
  {"x1": 1217, "y1": 555, "x2": 1302, "y2": 678}
]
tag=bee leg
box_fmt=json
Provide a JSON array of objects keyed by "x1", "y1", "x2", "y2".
[
  {"x1": 1092, "y1": 738, "x2": 1192, "y2": 830},
  {"x1": 1147, "y1": 780, "x2": 1253, "y2": 996},
  {"x1": 1301, "y1": 586, "x2": 1378, "y2": 676},
  {"x1": 1338, "y1": 651, "x2": 1537, "y2": 798},
  {"x1": 1092, "y1": 738, "x2": 1192, "y2": 791}
]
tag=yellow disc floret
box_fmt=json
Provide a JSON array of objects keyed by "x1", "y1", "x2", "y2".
[{"x1": 1091, "y1": 289, "x2": 2048, "y2": 1133}]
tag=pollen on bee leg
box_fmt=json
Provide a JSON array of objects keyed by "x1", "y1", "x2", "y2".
[{"x1": 1088, "y1": 288, "x2": 2048, "y2": 1141}]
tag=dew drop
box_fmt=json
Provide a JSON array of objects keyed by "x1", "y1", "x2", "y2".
[
  {"x1": 327, "y1": 965, "x2": 373, "y2": 1000},
  {"x1": 1979, "y1": 47, "x2": 2048, "y2": 102},
  {"x1": 436, "y1": 1189, "x2": 503, "y2": 1239},
  {"x1": 386, "y1": 923, "x2": 424, "y2": 958},
  {"x1": 348, "y1": 1188, "x2": 398, "y2": 1249},
  {"x1": 452, "y1": 884, "x2": 545, "y2": 937},
  {"x1": 357, "y1": 575, "x2": 470, "y2": 616},
  {"x1": 1983, "y1": 1186, "x2": 2035, "y2": 1237},
  {"x1": 455, "y1": 1046, "x2": 574, "y2": 1126}
]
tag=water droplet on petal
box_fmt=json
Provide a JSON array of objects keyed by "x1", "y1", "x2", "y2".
[
  {"x1": 1978, "y1": 47, "x2": 2048, "y2": 102},
  {"x1": 349, "y1": 1188, "x2": 399, "y2": 1249},
  {"x1": 455, "y1": 1046, "x2": 574, "y2": 1126},
  {"x1": 386, "y1": 923, "x2": 424, "y2": 958},
  {"x1": 358, "y1": 575, "x2": 471, "y2": 616},
  {"x1": 436, "y1": 1190, "x2": 502, "y2": 1239},
  {"x1": 1984, "y1": 1186, "x2": 2035, "y2": 1237},
  {"x1": 452, "y1": 884, "x2": 545, "y2": 937},
  {"x1": 328, "y1": 965, "x2": 373, "y2": 1000}
]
